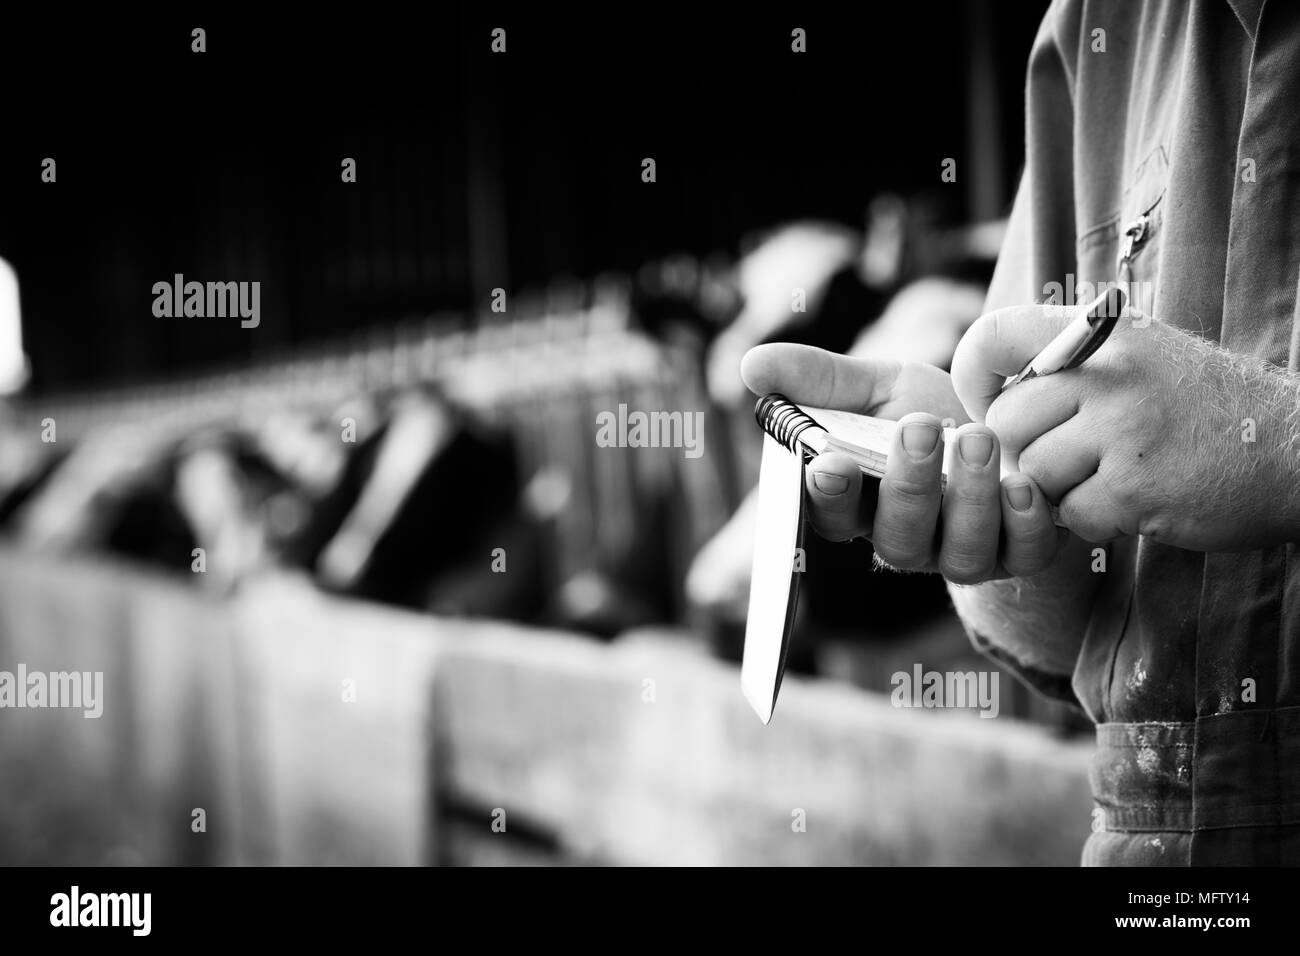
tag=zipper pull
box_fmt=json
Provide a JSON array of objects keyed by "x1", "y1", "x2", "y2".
[{"x1": 1117, "y1": 215, "x2": 1150, "y2": 282}]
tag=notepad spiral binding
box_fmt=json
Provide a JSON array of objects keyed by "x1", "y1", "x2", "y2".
[
  {"x1": 756, "y1": 392, "x2": 1066, "y2": 527},
  {"x1": 754, "y1": 393, "x2": 822, "y2": 457}
]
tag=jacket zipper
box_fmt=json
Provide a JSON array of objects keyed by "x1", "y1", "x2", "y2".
[{"x1": 1117, "y1": 214, "x2": 1151, "y2": 286}]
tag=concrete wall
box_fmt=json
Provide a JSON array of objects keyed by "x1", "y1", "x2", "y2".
[{"x1": 0, "y1": 549, "x2": 1093, "y2": 866}]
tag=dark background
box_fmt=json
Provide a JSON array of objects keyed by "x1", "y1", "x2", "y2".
[
  {"x1": 0, "y1": 4, "x2": 1043, "y2": 393},
  {"x1": 0, "y1": 3, "x2": 1109, "y2": 871}
]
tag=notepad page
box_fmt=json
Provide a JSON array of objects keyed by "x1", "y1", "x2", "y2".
[
  {"x1": 797, "y1": 404, "x2": 961, "y2": 480},
  {"x1": 795, "y1": 403, "x2": 1061, "y2": 523},
  {"x1": 741, "y1": 433, "x2": 806, "y2": 725}
]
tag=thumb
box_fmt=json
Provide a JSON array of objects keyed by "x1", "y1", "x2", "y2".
[
  {"x1": 740, "y1": 342, "x2": 901, "y2": 413},
  {"x1": 951, "y1": 304, "x2": 1077, "y2": 423}
]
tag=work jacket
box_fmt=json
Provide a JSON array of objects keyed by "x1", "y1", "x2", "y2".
[{"x1": 980, "y1": 0, "x2": 1300, "y2": 865}]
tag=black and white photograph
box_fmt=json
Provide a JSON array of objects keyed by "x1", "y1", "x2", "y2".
[{"x1": 0, "y1": 0, "x2": 1290, "y2": 930}]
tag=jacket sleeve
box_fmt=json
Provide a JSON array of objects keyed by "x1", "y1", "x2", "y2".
[{"x1": 962, "y1": 0, "x2": 1088, "y2": 706}]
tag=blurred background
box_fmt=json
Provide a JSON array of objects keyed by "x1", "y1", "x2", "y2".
[{"x1": 0, "y1": 3, "x2": 1095, "y2": 866}]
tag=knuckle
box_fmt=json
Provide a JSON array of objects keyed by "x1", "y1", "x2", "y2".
[
  {"x1": 1057, "y1": 502, "x2": 1112, "y2": 544},
  {"x1": 938, "y1": 555, "x2": 995, "y2": 585},
  {"x1": 1003, "y1": 537, "x2": 1054, "y2": 577},
  {"x1": 1001, "y1": 555, "x2": 1037, "y2": 578},
  {"x1": 1136, "y1": 512, "x2": 1174, "y2": 542},
  {"x1": 1094, "y1": 467, "x2": 1144, "y2": 516},
  {"x1": 880, "y1": 473, "x2": 940, "y2": 506},
  {"x1": 1107, "y1": 482, "x2": 1139, "y2": 514},
  {"x1": 945, "y1": 483, "x2": 997, "y2": 509},
  {"x1": 872, "y1": 531, "x2": 931, "y2": 571},
  {"x1": 938, "y1": 540, "x2": 997, "y2": 583},
  {"x1": 1018, "y1": 449, "x2": 1050, "y2": 487}
]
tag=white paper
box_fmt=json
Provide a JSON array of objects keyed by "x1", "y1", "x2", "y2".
[{"x1": 741, "y1": 434, "x2": 806, "y2": 724}]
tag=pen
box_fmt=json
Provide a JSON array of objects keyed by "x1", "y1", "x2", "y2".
[{"x1": 1001, "y1": 286, "x2": 1127, "y2": 391}]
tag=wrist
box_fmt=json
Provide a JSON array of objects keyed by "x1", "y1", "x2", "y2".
[{"x1": 947, "y1": 533, "x2": 1100, "y2": 646}]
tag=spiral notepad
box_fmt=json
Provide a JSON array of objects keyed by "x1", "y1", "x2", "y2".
[{"x1": 741, "y1": 394, "x2": 1057, "y2": 723}]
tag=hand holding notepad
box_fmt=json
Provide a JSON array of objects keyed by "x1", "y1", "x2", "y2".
[
  {"x1": 740, "y1": 289, "x2": 1124, "y2": 722},
  {"x1": 754, "y1": 395, "x2": 1064, "y2": 524}
]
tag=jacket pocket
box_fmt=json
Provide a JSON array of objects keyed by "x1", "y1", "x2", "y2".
[{"x1": 1075, "y1": 144, "x2": 1169, "y2": 316}]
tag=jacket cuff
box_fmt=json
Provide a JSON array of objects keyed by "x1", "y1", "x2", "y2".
[{"x1": 966, "y1": 626, "x2": 1079, "y2": 707}]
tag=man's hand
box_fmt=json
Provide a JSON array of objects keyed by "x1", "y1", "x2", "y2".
[
  {"x1": 741, "y1": 343, "x2": 1063, "y2": 583},
  {"x1": 953, "y1": 305, "x2": 1300, "y2": 551}
]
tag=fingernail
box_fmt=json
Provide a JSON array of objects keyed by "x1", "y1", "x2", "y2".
[
  {"x1": 1006, "y1": 481, "x2": 1033, "y2": 512},
  {"x1": 958, "y1": 433, "x2": 994, "y2": 467},
  {"x1": 813, "y1": 472, "x2": 849, "y2": 495},
  {"x1": 901, "y1": 423, "x2": 939, "y2": 461}
]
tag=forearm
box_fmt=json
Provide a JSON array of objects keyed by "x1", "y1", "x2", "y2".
[
  {"x1": 1149, "y1": 326, "x2": 1300, "y2": 549},
  {"x1": 1235, "y1": 355, "x2": 1300, "y2": 545}
]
